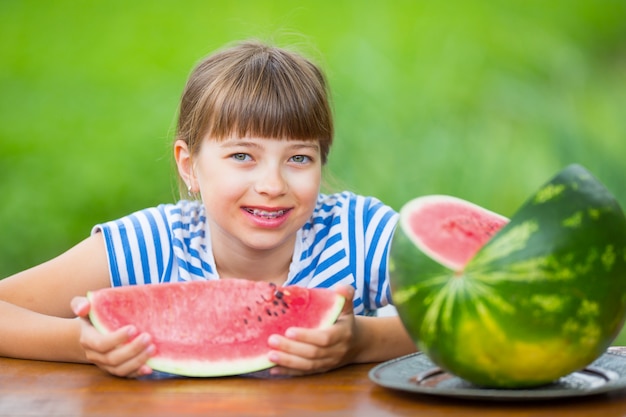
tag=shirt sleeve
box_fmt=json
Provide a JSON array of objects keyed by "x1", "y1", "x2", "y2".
[
  {"x1": 92, "y1": 206, "x2": 174, "y2": 287},
  {"x1": 357, "y1": 195, "x2": 399, "y2": 311}
]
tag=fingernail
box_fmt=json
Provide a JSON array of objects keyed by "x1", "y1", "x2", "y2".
[
  {"x1": 146, "y1": 344, "x2": 156, "y2": 355},
  {"x1": 285, "y1": 328, "x2": 297, "y2": 338},
  {"x1": 268, "y1": 335, "x2": 280, "y2": 347},
  {"x1": 268, "y1": 351, "x2": 280, "y2": 363},
  {"x1": 72, "y1": 298, "x2": 90, "y2": 316},
  {"x1": 126, "y1": 326, "x2": 137, "y2": 337}
]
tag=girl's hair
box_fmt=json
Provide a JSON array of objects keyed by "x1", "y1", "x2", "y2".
[{"x1": 175, "y1": 40, "x2": 334, "y2": 164}]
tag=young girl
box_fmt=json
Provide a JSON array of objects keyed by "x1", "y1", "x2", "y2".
[{"x1": 0, "y1": 39, "x2": 416, "y2": 378}]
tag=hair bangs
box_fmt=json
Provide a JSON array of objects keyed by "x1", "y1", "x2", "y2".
[{"x1": 211, "y1": 57, "x2": 332, "y2": 144}]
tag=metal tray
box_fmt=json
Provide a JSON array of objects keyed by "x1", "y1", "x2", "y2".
[{"x1": 369, "y1": 349, "x2": 626, "y2": 401}]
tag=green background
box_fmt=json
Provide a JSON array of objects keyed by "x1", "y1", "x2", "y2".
[{"x1": 2, "y1": 1, "x2": 626, "y2": 342}]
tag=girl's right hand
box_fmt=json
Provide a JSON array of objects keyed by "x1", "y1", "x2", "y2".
[{"x1": 71, "y1": 296, "x2": 155, "y2": 378}]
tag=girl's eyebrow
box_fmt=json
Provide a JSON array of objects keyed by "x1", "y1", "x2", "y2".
[
  {"x1": 289, "y1": 142, "x2": 320, "y2": 153},
  {"x1": 219, "y1": 139, "x2": 259, "y2": 148}
]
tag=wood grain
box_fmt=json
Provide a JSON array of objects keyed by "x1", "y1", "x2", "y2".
[{"x1": 2, "y1": 356, "x2": 626, "y2": 416}]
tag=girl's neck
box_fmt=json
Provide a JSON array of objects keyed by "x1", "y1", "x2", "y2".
[{"x1": 211, "y1": 235, "x2": 295, "y2": 287}]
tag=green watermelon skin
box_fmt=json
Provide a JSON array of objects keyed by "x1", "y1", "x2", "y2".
[
  {"x1": 390, "y1": 164, "x2": 626, "y2": 388},
  {"x1": 88, "y1": 279, "x2": 344, "y2": 377}
]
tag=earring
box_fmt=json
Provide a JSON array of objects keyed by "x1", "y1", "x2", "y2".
[{"x1": 187, "y1": 184, "x2": 193, "y2": 197}]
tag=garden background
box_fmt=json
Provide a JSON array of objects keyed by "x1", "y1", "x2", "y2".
[{"x1": 2, "y1": 1, "x2": 626, "y2": 342}]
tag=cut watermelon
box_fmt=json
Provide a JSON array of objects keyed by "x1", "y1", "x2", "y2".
[
  {"x1": 390, "y1": 164, "x2": 626, "y2": 388},
  {"x1": 87, "y1": 279, "x2": 345, "y2": 377}
]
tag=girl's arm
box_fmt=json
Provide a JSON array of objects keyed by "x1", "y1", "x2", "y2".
[
  {"x1": 0, "y1": 234, "x2": 114, "y2": 362},
  {"x1": 0, "y1": 301, "x2": 86, "y2": 362},
  {"x1": 348, "y1": 315, "x2": 417, "y2": 364}
]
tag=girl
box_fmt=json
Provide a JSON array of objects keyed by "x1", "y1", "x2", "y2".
[{"x1": 0, "y1": 40, "x2": 416, "y2": 378}]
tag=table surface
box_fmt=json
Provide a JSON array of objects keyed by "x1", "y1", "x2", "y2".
[{"x1": 3, "y1": 353, "x2": 626, "y2": 417}]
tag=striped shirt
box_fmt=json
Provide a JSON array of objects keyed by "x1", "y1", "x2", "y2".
[{"x1": 93, "y1": 192, "x2": 398, "y2": 316}]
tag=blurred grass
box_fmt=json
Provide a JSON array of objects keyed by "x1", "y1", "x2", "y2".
[{"x1": 2, "y1": 1, "x2": 626, "y2": 342}]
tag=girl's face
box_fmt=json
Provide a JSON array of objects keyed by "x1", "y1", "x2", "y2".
[{"x1": 176, "y1": 136, "x2": 322, "y2": 255}]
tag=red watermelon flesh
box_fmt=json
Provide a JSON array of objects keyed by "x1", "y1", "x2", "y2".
[
  {"x1": 402, "y1": 195, "x2": 509, "y2": 270},
  {"x1": 87, "y1": 279, "x2": 345, "y2": 377}
]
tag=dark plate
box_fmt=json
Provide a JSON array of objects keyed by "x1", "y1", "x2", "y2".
[{"x1": 369, "y1": 348, "x2": 626, "y2": 401}]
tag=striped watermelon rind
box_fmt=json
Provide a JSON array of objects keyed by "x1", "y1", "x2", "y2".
[{"x1": 390, "y1": 164, "x2": 626, "y2": 388}]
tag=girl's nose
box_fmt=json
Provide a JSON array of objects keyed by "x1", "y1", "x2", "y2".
[{"x1": 253, "y1": 165, "x2": 288, "y2": 196}]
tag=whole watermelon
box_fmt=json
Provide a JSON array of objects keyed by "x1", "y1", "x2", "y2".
[{"x1": 389, "y1": 164, "x2": 626, "y2": 388}]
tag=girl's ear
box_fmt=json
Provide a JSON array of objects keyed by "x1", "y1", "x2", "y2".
[{"x1": 174, "y1": 139, "x2": 197, "y2": 192}]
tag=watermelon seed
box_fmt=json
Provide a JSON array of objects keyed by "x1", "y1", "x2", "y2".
[
  {"x1": 243, "y1": 319, "x2": 248, "y2": 325},
  {"x1": 257, "y1": 315, "x2": 262, "y2": 322},
  {"x1": 275, "y1": 291, "x2": 284, "y2": 299},
  {"x1": 265, "y1": 308, "x2": 272, "y2": 316}
]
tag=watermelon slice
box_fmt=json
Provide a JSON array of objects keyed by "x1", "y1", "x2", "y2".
[
  {"x1": 87, "y1": 279, "x2": 345, "y2": 377},
  {"x1": 400, "y1": 195, "x2": 509, "y2": 270}
]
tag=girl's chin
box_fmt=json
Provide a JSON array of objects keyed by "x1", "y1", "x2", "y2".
[{"x1": 236, "y1": 230, "x2": 297, "y2": 252}]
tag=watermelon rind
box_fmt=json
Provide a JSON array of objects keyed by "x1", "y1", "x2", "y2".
[
  {"x1": 390, "y1": 164, "x2": 626, "y2": 388},
  {"x1": 145, "y1": 347, "x2": 276, "y2": 377},
  {"x1": 87, "y1": 280, "x2": 345, "y2": 377}
]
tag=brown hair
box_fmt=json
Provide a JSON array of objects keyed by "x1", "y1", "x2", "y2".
[{"x1": 175, "y1": 40, "x2": 334, "y2": 166}]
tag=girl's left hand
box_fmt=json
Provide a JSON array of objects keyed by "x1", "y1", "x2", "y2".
[{"x1": 266, "y1": 285, "x2": 358, "y2": 376}]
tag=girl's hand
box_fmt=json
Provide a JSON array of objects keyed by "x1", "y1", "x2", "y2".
[
  {"x1": 71, "y1": 296, "x2": 155, "y2": 378},
  {"x1": 266, "y1": 285, "x2": 359, "y2": 376}
]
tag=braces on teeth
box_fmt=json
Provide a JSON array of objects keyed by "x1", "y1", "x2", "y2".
[{"x1": 248, "y1": 209, "x2": 285, "y2": 218}]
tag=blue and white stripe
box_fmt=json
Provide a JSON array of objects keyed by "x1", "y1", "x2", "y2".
[{"x1": 93, "y1": 192, "x2": 398, "y2": 316}]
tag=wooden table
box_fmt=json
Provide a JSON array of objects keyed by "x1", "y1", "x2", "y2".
[{"x1": 2, "y1": 356, "x2": 626, "y2": 417}]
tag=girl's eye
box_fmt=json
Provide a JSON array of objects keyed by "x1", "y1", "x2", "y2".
[
  {"x1": 232, "y1": 153, "x2": 251, "y2": 161},
  {"x1": 290, "y1": 155, "x2": 311, "y2": 164}
]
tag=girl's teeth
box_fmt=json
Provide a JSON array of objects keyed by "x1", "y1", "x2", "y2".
[{"x1": 250, "y1": 209, "x2": 285, "y2": 218}]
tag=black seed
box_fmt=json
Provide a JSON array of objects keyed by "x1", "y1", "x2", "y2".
[
  {"x1": 243, "y1": 319, "x2": 248, "y2": 325},
  {"x1": 269, "y1": 282, "x2": 277, "y2": 288},
  {"x1": 266, "y1": 308, "x2": 272, "y2": 316},
  {"x1": 257, "y1": 315, "x2": 262, "y2": 322},
  {"x1": 281, "y1": 309, "x2": 286, "y2": 314},
  {"x1": 272, "y1": 300, "x2": 279, "y2": 306},
  {"x1": 273, "y1": 312, "x2": 278, "y2": 317},
  {"x1": 275, "y1": 291, "x2": 283, "y2": 299},
  {"x1": 246, "y1": 306, "x2": 252, "y2": 311},
  {"x1": 281, "y1": 300, "x2": 289, "y2": 309}
]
